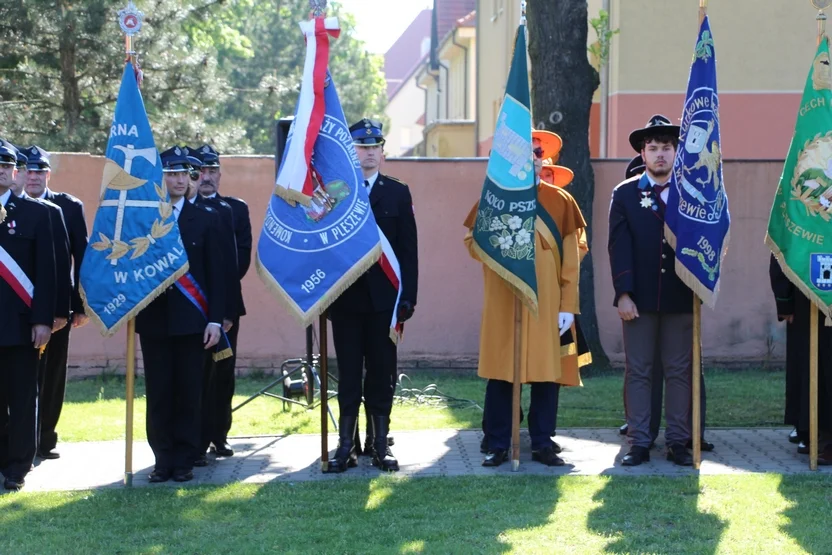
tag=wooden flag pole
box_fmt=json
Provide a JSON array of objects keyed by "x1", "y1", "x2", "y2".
[
  {"x1": 810, "y1": 308, "x2": 819, "y2": 470},
  {"x1": 692, "y1": 300, "x2": 702, "y2": 469},
  {"x1": 124, "y1": 319, "x2": 136, "y2": 486},
  {"x1": 320, "y1": 314, "x2": 329, "y2": 473},
  {"x1": 511, "y1": 298, "x2": 522, "y2": 472},
  {"x1": 688, "y1": 0, "x2": 709, "y2": 473},
  {"x1": 809, "y1": 0, "x2": 829, "y2": 472}
]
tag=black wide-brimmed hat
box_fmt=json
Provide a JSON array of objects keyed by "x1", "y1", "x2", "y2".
[
  {"x1": 628, "y1": 114, "x2": 680, "y2": 153},
  {"x1": 625, "y1": 155, "x2": 645, "y2": 180}
]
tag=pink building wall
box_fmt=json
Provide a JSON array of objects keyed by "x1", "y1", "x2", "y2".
[{"x1": 46, "y1": 154, "x2": 785, "y2": 374}]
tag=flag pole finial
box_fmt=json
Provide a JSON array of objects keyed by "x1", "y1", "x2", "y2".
[
  {"x1": 310, "y1": 0, "x2": 327, "y2": 17},
  {"x1": 813, "y1": 0, "x2": 831, "y2": 42},
  {"x1": 520, "y1": 1, "x2": 527, "y2": 26},
  {"x1": 118, "y1": 1, "x2": 144, "y2": 56}
]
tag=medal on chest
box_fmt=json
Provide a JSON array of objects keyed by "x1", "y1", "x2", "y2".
[
  {"x1": 7, "y1": 219, "x2": 16, "y2": 234},
  {"x1": 640, "y1": 191, "x2": 658, "y2": 211}
]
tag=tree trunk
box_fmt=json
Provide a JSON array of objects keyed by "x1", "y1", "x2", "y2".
[
  {"x1": 527, "y1": 0, "x2": 609, "y2": 368},
  {"x1": 59, "y1": 4, "x2": 81, "y2": 135}
]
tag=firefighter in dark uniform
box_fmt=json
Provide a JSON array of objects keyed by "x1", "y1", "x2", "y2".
[
  {"x1": 608, "y1": 115, "x2": 696, "y2": 467},
  {"x1": 136, "y1": 147, "x2": 226, "y2": 483},
  {"x1": 0, "y1": 139, "x2": 56, "y2": 490},
  {"x1": 194, "y1": 144, "x2": 250, "y2": 458},
  {"x1": 20, "y1": 146, "x2": 89, "y2": 460},
  {"x1": 182, "y1": 146, "x2": 240, "y2": 465},
  {"x1": 328, "y1": 119, "x2": 419, "y2": 473}
]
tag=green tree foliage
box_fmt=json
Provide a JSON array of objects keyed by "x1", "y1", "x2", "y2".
[{"x1": 0, "y1": 0, "x2": 387, "y2": 154}]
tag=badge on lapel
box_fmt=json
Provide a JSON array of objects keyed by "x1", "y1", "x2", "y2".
[{"x1": 640, "y1": 191, "x2": 657, "y2": 211}]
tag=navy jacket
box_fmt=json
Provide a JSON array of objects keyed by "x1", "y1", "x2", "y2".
[
  {"x1": 0, "y1": 194, "x2": 56, "y2": 346},
  {"x1": 608, "y1": 174, "x2": 693, "y2": 314},
  {"x1": 136, "y1": 200, "x2": 226, "y2": 337},
  {"x1": 330, "y1": 174, "x2": 419, "y2": 315}
]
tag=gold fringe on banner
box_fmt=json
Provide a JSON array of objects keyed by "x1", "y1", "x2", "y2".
[
  {"x1": 470, "y1": 241, "x2": 538, "y2": 317},
  {"x1": 766, "y1": 234, "x2": 832, "y2": 326},
  {"x1": 255, "y1": 244, "x2": 382, "y2": 329},
  {"x1": 81, "y1": 262, "x2": 190, "y2": 337}
]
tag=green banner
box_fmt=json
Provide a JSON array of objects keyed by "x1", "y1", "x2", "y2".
[{"x1": 766, "y1": 37, "x2": 832, "y2": 320}]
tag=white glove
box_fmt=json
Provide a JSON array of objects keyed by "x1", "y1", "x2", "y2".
[{"x1": 558, "y1": 313, "x2": 574, "y2": 337}]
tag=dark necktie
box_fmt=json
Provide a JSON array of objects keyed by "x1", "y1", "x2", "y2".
[{"x1": 364, "y1": 180, "x2": 370, "y2": 188}]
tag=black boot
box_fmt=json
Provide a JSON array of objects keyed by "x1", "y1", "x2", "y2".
[
  {"x1": 329, "y1": 415, "x2": 358, "y2": 473},
  {"x1": 354, "y1": 419, "x2": 364, "y2": 456},
  {"x1": 362, "y1": 408, "x2": 374, "y2": 456},
  {"x1": 370, "y1": 415, "x2": 399, "y2": 472},
  {"x1": 363, "y1": 410, "x2": 394, "y2": 455}
]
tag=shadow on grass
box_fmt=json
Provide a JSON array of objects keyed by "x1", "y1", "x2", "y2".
[
  {"x1": 0, "y1": 474, "x2": 564, "y2": 554},
  {"x1": 586, "y1": 475, "x2": 726, "y2": 554},
  {"x1": 778, "y1": 474, "x2": 832, "y2": 553}
]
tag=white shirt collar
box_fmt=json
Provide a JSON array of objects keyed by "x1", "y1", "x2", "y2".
[
  {"x1": 0, "y1": 189, "x2": 10, "y2": 207},
  {"x1": 364, "y1": 172, "x2": 379, "y2": 194},
  {"x1": 172, "y1": 197, "x2": 186, "y2": 219},
  {"x1": 37, "y1": 188, "x2": 49, "y2": 199},
  {"x1": 204, "y1": 192, "x2": 217, "y2": 199},
  {"x1": 188, "y1": 195, "x2": 197, "y2": 204}
]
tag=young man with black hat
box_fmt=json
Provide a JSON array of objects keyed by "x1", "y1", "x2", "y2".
[
  {"x1": 617, "y1": 155, "x2": 712, "y2": 453},
  {"x1": 328, "y1": 118, "x2": 418, "y2": 473},
  {"x1": 20, "y1": 145, "x2": 88, "y2": 460},
  {"x1": 0, "y1": 139, "x2": 56, "y2": 490},
  {"x1": 136, "y1": 147, "x2": 226, "y2": 483},
  {"x1": 193, "y1": 144, "x2": 250, "y2": 458},
  {"x1": 608, "y1": 115, "x2": 695, "y2": 467}
]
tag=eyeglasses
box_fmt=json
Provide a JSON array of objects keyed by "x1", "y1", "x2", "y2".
[{"x1": 533, "y1": 147, "x2": 544, "y2": 159}]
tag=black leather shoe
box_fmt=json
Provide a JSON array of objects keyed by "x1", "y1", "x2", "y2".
[
  {"x1": 149, "y1": 469, "x2": 171, "y2": 483},
  {"x1": 551, "y1": 441, "x2": 563, "y2": 454},
  {"x1": 3, "y1": 477, "x2": 24, "y2": 490},
  {"x1": 37, "y1": 450, "x2": 60, "y2": 460},
  {"x1": 328, "y1": 415, "x2": 358, "y2": 473},
  {"x1": 619, "y1": 423, "x2": 629, "y2": 435},
  {"x1": 667, "y1": 444, "x2": 694, "y2": 466},
  {"x1": 532, "y1": 445, "x2": 565, "y2": 466},
  {"x1": 622, "y1": 446, "x2": 650, "y2": 466},
  {"x1": 172, "y1": 469, "x2": 194, "y2": 482},
  {"x1": 370, "y1": 415, "x2": 399, "y2": 472},
  {"x1": 193, "y1": 454, "x2": 208, "y2": 467},
  {"x1": 788, "y1": 428, "x2": 799, "y2": 444},
  {"x1": 211, "y1": 443, "x2": 234, "y2": 457},
  {"x1": 685, "y1": 439, "x2": 715, "y2": 452},
  {"x1": 798, "y1": 441, "x2": 809, "y2": 455},
  {"x1": 482, "y1": 449, "x2": 508, "y2": 467}
]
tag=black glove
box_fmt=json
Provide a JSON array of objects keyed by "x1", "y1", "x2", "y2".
[{"x1": 397, "y1": 301, "x2": 415, "y2": 323}]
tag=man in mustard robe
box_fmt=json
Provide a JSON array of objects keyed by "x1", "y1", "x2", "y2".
[{"x1": 464, "y1": 131, "x2": 586, "y2": 467}]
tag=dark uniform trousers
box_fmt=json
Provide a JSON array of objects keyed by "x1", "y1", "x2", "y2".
[
  {"x1": 331, "y1": 310, "x2": 397, "y2": 417},
  {"x1": 0, "y1": 346, "x2": 39, "y2": 477},
  {"x1": 623, "y1": 313, "x2": 693, "y2": 447},
  {"x1": 37, "y1": 324, "x2": 71, "y2": 453},
  {"x1": 200, "y1": 318, "x2": 239, "y2": 450},
  {"x1": 36, "y1": 189, "x2": 86, "y2": 454},
  {"x1": 629, "y1": 348, "x2": 707, "y2": 442},
  {"x1": 484, "y1": 380, "x2": 560, "y2": 451},
  {"x1": 141, "y1": 334, "x2": 205, "y2": 470},
  {"x1": 329, "y1": 174, "x2": 418, "y2": 421}
]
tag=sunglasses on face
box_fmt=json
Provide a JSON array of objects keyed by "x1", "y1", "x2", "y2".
[{"x1": 533, "y1": 147, "x2": 544, "y2": 159}]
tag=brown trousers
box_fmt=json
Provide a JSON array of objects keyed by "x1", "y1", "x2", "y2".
[{"x1": 623, "y1": 313, "x2": 693, "y2": 448}]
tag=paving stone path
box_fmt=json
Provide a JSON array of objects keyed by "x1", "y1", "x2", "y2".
[{"x1": 12, "y1": 428, "x2": 830, "y2": 492}]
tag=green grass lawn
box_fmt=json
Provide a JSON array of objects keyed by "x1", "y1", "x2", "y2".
[
  {"x1": 23, "y1": 367, "x2": 819, "y2": 554},
  {"x1": 58, "y1": 367, "x2": 786, "y2": 442},
  {"x1": 1, "y1": 474, "x2": 829, "y2": 554}
]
